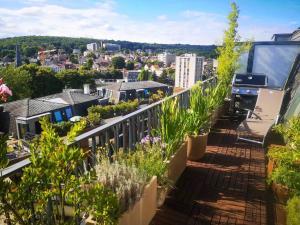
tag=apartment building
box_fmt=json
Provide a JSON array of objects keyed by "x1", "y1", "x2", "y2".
[
  {"x1": 157, "y1": 52, "x2": 176, "y2": 66},
  {"x1": 87, "y1": 42, "x2": 100, "y2": 52},
  {"x1": 175, "y1": 54, "x2": 204, "y2": 88}
]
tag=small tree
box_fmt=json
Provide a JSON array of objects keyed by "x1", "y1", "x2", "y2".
[
  {"x1": 20, "y1": 117, "x2": 87, "y2": 224},
  {"x1": 126, "y1": 61, "x2": 134, "y2": 70},
  {"x1": 216, "y1": 2, "x2": 250, "y2": 86},
  {"x1": 111, "y1": 56, "x2": 125, "y2": 69}
]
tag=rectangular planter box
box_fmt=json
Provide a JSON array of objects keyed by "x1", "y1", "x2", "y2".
[
  {"x1": 166, "y1": 141, "x2": 187, "y2": 185},
  {"x1": 118, "y1": 176, "x2": 157, "y2": 225}
]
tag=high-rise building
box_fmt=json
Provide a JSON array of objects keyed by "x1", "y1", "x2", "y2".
[
  {"x1": 15, "y1": 44, "x2": 21, "y2": 67},
  {"x1": 175, "y1": 54, "x2": 204, "y2": 88},
  {"x1": 157, "y1": 52, "x2": 176, "y2": 66},
  {"x1": 87, "y1": 43, "x2": 99, "y2": 52}
]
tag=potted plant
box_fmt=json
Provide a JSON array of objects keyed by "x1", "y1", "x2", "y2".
[
  {"x1": 158, "y1": 98, "x2": 187, "y2": 184},
  {"x1": 116, "y1": 140, "x2": 169, "y2": 208},
  {"x1": 286, "y1": 195, "x2": 300, "y2": 225},
  {"x1": 186, "y1": 84, "x2": 212, "y2": 161},
  {"x1": 94, "y1": 159, "x2": 157, "y2": 225},
  {"x1": 267, "y1": 116, "x2": 300, "y2": 203}
]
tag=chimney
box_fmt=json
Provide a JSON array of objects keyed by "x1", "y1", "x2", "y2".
[{"x1": 83, "y1": 84, "x2": 90, "y2": 95}]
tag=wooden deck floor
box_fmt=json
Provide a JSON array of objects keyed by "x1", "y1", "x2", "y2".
[{"x1": 151, "y1": 118, "x2": 267, "y2": 225}]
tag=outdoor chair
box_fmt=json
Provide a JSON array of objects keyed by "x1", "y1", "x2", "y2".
[{"x1": 236, "y1": 88, "x2": 285, "y2": 145}]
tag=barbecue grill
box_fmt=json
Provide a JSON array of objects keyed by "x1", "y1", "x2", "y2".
[{"x1": 231, "y1": 73, "x2": 268, "y2": 113}]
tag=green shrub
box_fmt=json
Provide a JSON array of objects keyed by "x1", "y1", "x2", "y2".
[
  {"x1": 87, "y1": 111, "x2": 101, "y2": 127},
  {"x1": 52, "y1": 121, "x2": 73, "y2": 136},
  {"x1": 287, "y1": 196, "x2": 300, "y2": 225},
  {"x1": 84, "y1": 183, "x2": 120, "y2": 225},
  {"x1": 87, "y1": 100, "x2": 139, "y2": 119},
  {"x1": 267, "y1": 115, "x2": 300, "y2": 194},
  {"x1": 274, "y1": 115, "x2": 300, "y2": 149}
]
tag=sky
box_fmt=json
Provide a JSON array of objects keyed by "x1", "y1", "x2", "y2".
[{"x1": 0, "y1": 0, "x2": 299, "y2": 45}]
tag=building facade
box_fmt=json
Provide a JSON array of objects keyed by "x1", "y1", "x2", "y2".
[
  {"x1": 87, "y1": 43, "x2": 99, "y2": 52},
  {"x1": 175, "y1": 54, "x2": 204, "y2": 89},
  {"x1": 157, "y1": 52, "x2": 176, "y2": 66}
]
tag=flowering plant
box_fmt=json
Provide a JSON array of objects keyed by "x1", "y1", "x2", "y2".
[{"x1": 0, "y1": 78, "x2": 12, "y2": 102}]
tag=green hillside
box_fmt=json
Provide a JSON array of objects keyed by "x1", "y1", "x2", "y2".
[{"x1": 0, "y1": 36, "x2": 218, "y2": 59}]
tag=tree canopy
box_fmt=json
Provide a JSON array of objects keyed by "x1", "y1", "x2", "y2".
[{"x1": 111, "y1": 56, "x2": 125, "y2": 69}]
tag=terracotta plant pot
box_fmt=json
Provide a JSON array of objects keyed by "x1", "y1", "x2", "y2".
[
  {"x1": 187, "y1": 133, "x2": 208, "y2": 161},
  {"x1": 166, "y1": 142, "x2": 187, "y2": 184},
  {"x1": 272, "y1": 183, "x2": 290, "y2": 204}
]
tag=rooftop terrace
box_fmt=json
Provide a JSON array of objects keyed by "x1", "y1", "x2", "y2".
[{"x1": 151, "y1": 117, "x2": 268, "y2": 225}]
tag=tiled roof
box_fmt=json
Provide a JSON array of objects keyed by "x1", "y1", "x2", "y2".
[
  {"x1": 105, "y1": 81, "x2": 168, "y2": 91},
  {"x1": 3, "y1": 98, "x2": 68, "y2": 117},
  {"x1": 3, "y1": 91, "x2": 99, "y2": 118},
  {"x1": 37, "y1": 91, "x2": 99, "y2": 105}
]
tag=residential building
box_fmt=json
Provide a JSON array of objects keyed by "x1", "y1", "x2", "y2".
[
  {"x1": 0, "y1": 90, "x2": 99, "y2": 139},
  {"x1": 272, "y1": 27, "x2": 300, "y2": 41},
  {"x1": 101, "y1": 81, "x2": 171, "y2": 103},
  {"x1": 101, "y1": 42, "x2": 121, "y2": 52},
  {"x1": 72, "y1": 49, "x2": 81, "y2": 54},
  {"x1": 87, "y1": 43, "x2": 100, "y2": 52},
  {"x1": 150, "y1": 65, "x2": 163, "y2": 76},
  {"x1": 157, "y1": 52, "x2": 176, "y2": 66},
  {"x1": 175, "y1": 54, "x2": 204, "y2": 88}
]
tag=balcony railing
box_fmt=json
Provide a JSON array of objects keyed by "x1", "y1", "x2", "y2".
[{"x1": 0, "y1": 76, "x2": 217, "y2": 178}]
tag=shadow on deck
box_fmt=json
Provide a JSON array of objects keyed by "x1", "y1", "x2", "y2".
[{"x1": 151, "y1": 117, "x2": 268, "y2": 225}]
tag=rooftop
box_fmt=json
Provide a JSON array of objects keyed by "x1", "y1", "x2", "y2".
[
  {"x1": 105, "y1": 81, "x2": 169, "y2": 91},
  {"x1": 2, "y1": 90, "x2": 99, "y2": 118}
]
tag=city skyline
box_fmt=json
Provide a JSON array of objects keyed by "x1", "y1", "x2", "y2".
[{"x1": 0, "y1": 0, "x2": 299, "y2": 44}]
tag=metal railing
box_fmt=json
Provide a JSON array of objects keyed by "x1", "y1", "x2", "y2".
[{"x1": 0, "y1": 77, "x2": 217, "y2": 178}]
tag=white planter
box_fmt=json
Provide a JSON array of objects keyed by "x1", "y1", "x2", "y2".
[
  {"x1": 118, "y1": 176, "x2": 157, "y2": 225},
  {"x1": 166, "y1": 142, "x2": 187, "y2": 184}
]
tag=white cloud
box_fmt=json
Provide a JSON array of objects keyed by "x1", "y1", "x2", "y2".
[
  {"x1": 157, "y1": 15, "x2": 167, "y2": 21},
  {"x1": 0, "y1": 2, "x2": 295, "y2": 44}
]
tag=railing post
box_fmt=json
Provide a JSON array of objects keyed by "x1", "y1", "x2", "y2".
[
  {"x1": 141, "y1": 113, "x2": 145, "y2": 139},
  {"x1": 91, "y1": 136, "x2": 96, "y2": 166},
  {"x1": 113, "y1": 124, "x2": 119, "y2": 153},
  {"x1": 147, "y1": 110, "x2": 151, "y2": 135},
  {"x1": 122, "y1": 121, "x2": 128, "y2": 151},
  {"x1": 128, "y1": 118, "x2": 133, "y2": 150}
]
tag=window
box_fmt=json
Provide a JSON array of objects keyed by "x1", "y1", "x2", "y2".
[
  {"x1": 65, "y1": 107, "x2": 73, "y2": 119},
  {"x1": 54, "y1": 111, "x2": 63, "y2": 122}
]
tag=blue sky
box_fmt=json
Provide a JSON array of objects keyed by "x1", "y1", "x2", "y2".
[{"x1": 0, "y1": 0, "x2": 299, "y2": 44}]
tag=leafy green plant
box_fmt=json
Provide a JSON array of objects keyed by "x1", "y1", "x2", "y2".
[
  {"x1": 274, "y1": 116, "x2": 300, "y2": 149},
  {"x1": 216, "y1": 2, "x2": 251, "y2": 86},
  {"x1": 52, "y1": 121, "x2": 73, "y2": 136},
  {"x1": 84, "y1": 183, "x2": 120, "y2": 225},
  {"x1": 87, "y1": 111, "x2": 101, "y2": 127},
  {"x1": 267, "y1": 115, "x2": 300, "y2": 195},
  {"x1": 158, "y1": 97, "x2": 186, "y2": 158},
  {"x1": 287, "y1": 196, "x2": 300, "y2": 225},
  {"x1": 95, "y1": 160, "x2": 147, "y2": 213},
  {"x1": 186, "y1": 83, "x2": 212, "y2": 136},
  {"x1": 87, "y1": 100, "x2": 139, "y2": 119},
  {"x1": 0, "y1": 135, "x2": 27, "y2": 225},
  {"x1": 19, "y1": 117, "x2": 87, "y2": 224}
]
